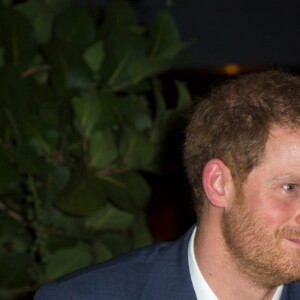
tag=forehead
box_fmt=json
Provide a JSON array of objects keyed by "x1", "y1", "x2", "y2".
[{"x1": 263, "y1": 126, "x2": 300, "y2": 165}]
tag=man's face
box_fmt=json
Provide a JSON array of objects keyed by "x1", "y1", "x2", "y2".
[{"x1": 222, "y1": 126, "x2": 300, "y2": 287}]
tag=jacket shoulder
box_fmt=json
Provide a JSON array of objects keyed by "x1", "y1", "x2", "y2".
[
  {"x1": 34, "y1": 241, "x2": 171, "y2": 300},
  {"x1": 281, "y1": 281, "x2": 300, "y2": 300}
]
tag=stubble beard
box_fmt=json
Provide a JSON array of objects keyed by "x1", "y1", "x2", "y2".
[{"x1": 221, "y1": 196, "x2": 300, "y2": 288}]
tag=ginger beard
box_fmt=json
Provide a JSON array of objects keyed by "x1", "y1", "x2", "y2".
[{"x1": 221, "y1": 192, "x2": 300, "y2": 288}]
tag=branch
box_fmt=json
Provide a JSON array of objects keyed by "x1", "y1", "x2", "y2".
[
  {"x1": 0, "y1": 201, "x2": 26, "y2": 224},
  {"x1": 20, "y1": 65, "x2": 51, "y2": 78}
]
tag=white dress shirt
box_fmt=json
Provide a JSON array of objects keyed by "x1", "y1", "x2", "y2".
[{"x1": 188, "y1": 227, "x2": 283, "y2": 300}]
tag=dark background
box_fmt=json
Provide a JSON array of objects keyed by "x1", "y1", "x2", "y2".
[
  {"x1": 74, "y1": 0, "x2": 300, "y2": 68},
  {"x1": 72, "y1": 0, "x2": 300, "y2": 240}
]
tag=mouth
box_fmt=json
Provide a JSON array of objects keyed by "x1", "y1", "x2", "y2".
[{"x1": 286, "y1": 238, "x2": 300, "y2": 247}]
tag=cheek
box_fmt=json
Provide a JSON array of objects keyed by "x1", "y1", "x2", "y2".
[
  {"x1": 259, "y1": 199, "x2": 293, "y2": 227},
  {"x1": 241, "y1": 176, "x2": 295, "y2": 227}
]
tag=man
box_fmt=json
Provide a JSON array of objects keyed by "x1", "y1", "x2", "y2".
[{"x1": 34, "y1": 70, "x2": 300, "y2": 299}]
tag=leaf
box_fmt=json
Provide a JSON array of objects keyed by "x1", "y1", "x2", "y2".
[
  {"x1": 149, "y1": 10, "x2": 182, "y2": 57},
  {"x1": 45, "y1": 243, "x2": 92, "y2": 281},
  {"x1": 16, "y1": 0, "x2": 71, "y2": 44},
  {"x1": 103, "y1": 0, "x2": 137, "y2": 29},
  {"x1": 57, "y1": 170, "x2": 106, "y2": 216},
  {"x1": 131, "y1": 213, "x2": 152, "y2": 248},
  {"x1": 101, "y1": 231, "x2": 131, "y2": 256},
  {"x1": 0, "y1": 0, "x2": 12, "y2": 4},
  {"x1": 101, "y1": 28, "x2": 148, "y2": 88},
  {"x1": 129, "y1": 56, "x2": 172, "y2": 84},
  {"x1": 85, "y1": 202, "x2": 135, "y2": 231},
  {"x1": 101, "y1": 171, "x2": 151, "y2": 212},
  {"x1": 54, "y1": 7, "x2": 95, "y2": 51},
  {"x1": 47, "y1": 234, "x2": 77, "y2": 252},
  {"x1": 72, "y1": 90, "x2": 118, "y2": 137},
  {"x1": 39, "y1": 101, "x2": 59, "y2": 128},
  {"x1": 121, "y1": 127, "x2": 157, "y2": 170},
  {"x1": 0, "y1": 5, "x2": 36, "y2": 68},
  {"x1": 115, "y1": 94, "x2": 152, "y2": 132},
  {"x1": 152, "y1": 78, "x2": 167, "y2": 114},
  {"x1": 44, "y1": 208, "x2": 86, "y2": 240},
  {"x1": 16, "y1": 146, "x2": 51, "y2": 175},
  {"x1": 150, "y1": 79, "x2": 173, "y2": 143},
  {"x1": 175, "y1": 81, "x2": 192, "y2": 112},
  {"x1": 45, "y1": 163, "x2": 70, "y2": 204},
  {"x1": 19, "y1": 114, "x2": 59, "y2": 154},
  {"x1": 72, "y1": 91, "x2": 102, "y2": 138},
  {"x1": 92, "y1": 240, "x2": 113, "y2": 263},
  {"x1": 42, "y1": 41, "x2": 94, "y2": 91},
  {"x1": 0, "y1": 253, "x2": 32, "y2": 289},
  {"x1": 89, "y1": 129, "x2": 118, "y2": 168},
  {"x1": 83, "y1": 41, "x2": 104, "y2": 75}
]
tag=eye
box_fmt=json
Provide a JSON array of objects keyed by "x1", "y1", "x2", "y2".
[{"x1": 282, "y1": 184, "x2": 298, "y2": 193}]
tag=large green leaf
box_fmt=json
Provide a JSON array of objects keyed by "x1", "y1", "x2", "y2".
[
  {"x1": 57, "y1": 170, "x2": 106, "y2": 216},
  {"x1": 72, "y1": 90, "x2": 118, "y2": 138},
  {"x1": 89, "y1": 129, "x2": 118, "y2": 169},
  {"x1": 175, "y1": 81, "x2": 192, "y2": 113},
  {"x1": 150, "y1": 79, "x2": 173, "y2": 143},
  {"x1": 54, "y1": 7, "x2": 95, "y2": 51},
  {"x1": 121, "y1": 127, "x2": 157, "y2": 170},
  {"x1": 150, "y1": 80, "x2": 192, "y2": 145},
  {"x1": 45, "y1": 243, "x2": 92, "y2": 281},
  {"x1": 19, "y1": 114, "x2": 59, "y2": 154},
  {"x1": 16, "y1": 0, "x2": 71, "y2": 44},
  {"x1": 45, "y1": 163, "x2": 70, "y2": 204},
  {"x1": 101, "y1": 171, "x2": 151, "y2": 212},
  {"x1": 100, "y1": 231, "x2": 131, "y2": 256},
  {"x1": 131, "y1": 213, "x2": 152, "y2": 248},
  {"x1": 0, "y1": 0, "x2": 12, "y2": 4},
  {"x1": 39, "y1": 101, "x2": 59, "y2": 129},
  {"x1": 85, "y1": 202, "x2": 135, "y2": 231},
  {"x1": 42, "y1": 41, "x2": 94, "y2": 91},
  {"x1": 149, "y1": 10, "x2": 183, "y2": 58},
  {"x1": 83, "y1": 41, "x2": 104, "y2": 76},
  {"x1": 101, "y1": 28, "x2": 148, "y2": 89},
  {"x1": 44, "y1": 208, "x2": 87, "y2": 242},
  {"x1": 128, "y1": 56, "x2": 172, "y2": 84},
  {"x1": 92, "y1": 240, "x2": 113, "y2": 263},
  {"x1": 114, "y1": 94, "x2": 152, "y2": 132},
  {"x1": 0, "y1": 5, "x2": 36, "y2": 68}
]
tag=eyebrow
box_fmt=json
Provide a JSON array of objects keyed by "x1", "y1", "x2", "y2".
[{"x1": 267, "y1": 175, "x2": 300, "y2": 187}]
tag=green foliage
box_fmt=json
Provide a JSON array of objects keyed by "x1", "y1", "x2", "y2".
[{"x1": 0, "y1": 0, "x2": 191, "y2": 299}]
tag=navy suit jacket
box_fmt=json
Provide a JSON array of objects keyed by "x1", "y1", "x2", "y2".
[{"x1": 34, "y1": 227, "x2": 300, "y2": 299}]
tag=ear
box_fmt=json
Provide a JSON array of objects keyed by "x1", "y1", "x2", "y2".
[{"x1": 202, "y1": 159, "x2": 233, "y2": 208}]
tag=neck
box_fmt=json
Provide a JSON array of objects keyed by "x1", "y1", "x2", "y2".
[{"x1": 194, "y1": 209, "x2": 278, "y2": 300}]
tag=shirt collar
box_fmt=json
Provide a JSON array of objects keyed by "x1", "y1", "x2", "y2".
[{"x1": 188, "y1": 227, "x2": 283, "y2": 300}]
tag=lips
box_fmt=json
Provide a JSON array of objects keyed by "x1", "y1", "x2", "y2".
[{"x1": 286, "y1": 238, "x2": 300, "y2": 247}]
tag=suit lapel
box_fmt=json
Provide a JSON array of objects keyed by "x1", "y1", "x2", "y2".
[
  {"x1": 141, "y1": 226, "x2": 300, "y2": 300},
  {"x1": 141, "y1": 227, "x2": 197, "y2": 300},
  {"x1": 280, "y1": 282, "x2": 300, "y2": 300}
]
